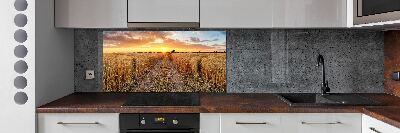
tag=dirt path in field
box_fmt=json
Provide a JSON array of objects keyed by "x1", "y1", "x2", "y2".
[{"x1": 133, "y1": 56, "x2": 190, "y2": 92}]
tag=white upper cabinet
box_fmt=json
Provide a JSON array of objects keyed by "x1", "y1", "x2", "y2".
[
  {"x1": 273, "y1": 0, "x2": 348, "y2": 28},
  {"x1": 55, "y1": 0, "x2": 127, "y2": 28},
  {"x1": 200, "y1": 0, "x2": 274, "y2": 28},
  {"x1": 127, "y1": 0, "x2": 199, "y2": 23},
  {"x1": 200, "y1": 0, "x2": 349, "y2": 28},
  {"x1": 54, "y1": 0, "x2": 350, "y2": 28}
]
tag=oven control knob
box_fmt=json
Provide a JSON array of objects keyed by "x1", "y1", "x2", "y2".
[
  {"x1": 172, "y1": 119, "x2": 179, "y2": 125},
  {"x1": 140, "y1": 119, "x2": 146, "y2": 125}
]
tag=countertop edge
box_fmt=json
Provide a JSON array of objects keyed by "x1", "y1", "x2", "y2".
[{"x1": 363, "y1": 108, "x2": 400, "y2": 128}]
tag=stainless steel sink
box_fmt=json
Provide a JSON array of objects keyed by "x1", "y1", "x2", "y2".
[{"x1": 276, "y1": 93, "x2": 384, "y2": 106}]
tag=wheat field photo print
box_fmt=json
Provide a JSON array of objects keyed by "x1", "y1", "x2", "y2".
[{"x1": 102, "y1": 31, "x2": 226, "y2": 92}]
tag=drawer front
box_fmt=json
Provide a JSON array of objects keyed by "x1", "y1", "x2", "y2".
[
  {"x1": 362, "y1": 114, "x2": 400, "y2": 133},
  {"x1": 38, "y1": 113, "x2": 119, "y2": 133},
  {"x1": 281, "y1": 113, "x2": 361, "y2": 133},
  {"x1": 200, "y1": 0, "x2": 274, "y2": 28},
  {"x1": 128, "y1": 0, "x2": 199, "y2": 22},
  {"x1": 221, "y1": 113, "x2": 281, "y2": 133}
]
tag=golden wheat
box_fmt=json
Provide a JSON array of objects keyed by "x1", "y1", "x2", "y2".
[
  {"x1": 171, "y1": 53, "x2": 226, "y2": 92},
  {"x1": 102, "y1": 53, "x2": 160, "y2": 92},
  {"x1": 103, "y1": 52, "x2": 226, "y2": 92}
]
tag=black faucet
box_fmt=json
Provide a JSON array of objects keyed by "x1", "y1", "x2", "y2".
[{"x1": 317, "y1": 54, "x2": 330, "y2": 95}]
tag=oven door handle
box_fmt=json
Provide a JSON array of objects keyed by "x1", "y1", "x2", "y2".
[{"x1": 123, "y1": 129, "x2": 198, "y2": 133}]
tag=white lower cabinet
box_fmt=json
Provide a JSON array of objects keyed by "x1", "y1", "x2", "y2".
[
  {"x1": 281, "y1": 113, "x2": 361, "y2": 133},
  {"x1": 38, "y1": 113, "x2": 119, "y2": 133},
  {"x1": 362, "y1": 114, "x2": 400, "y2": 133},
  {"x1": 221, "y1": 113, "x2": 281, "y2": 133},
  {"x1": 200, "y1": 113, "x2": 361, "y2": 133},
  {"x1": 38, "y1": 113, "x2": 400, "y2": 133},
  {"x1": 200, "y1": 113, "x2": 220, "y2": 133}
]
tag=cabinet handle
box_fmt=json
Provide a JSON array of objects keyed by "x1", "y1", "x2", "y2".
[
  {"x1": 57, "y1": 122, "x2": 99, "y2": 125},
  {"x1": 236, "y1": 122, "x2": 268, "y2": 125},
  {"x1": 369, "y1": 127, "x2": 382, "y2": 133},
  {"x1": 301, "y1": 121, "x2": 342, "y2": 125}
]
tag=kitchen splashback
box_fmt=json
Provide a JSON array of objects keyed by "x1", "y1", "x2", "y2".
[{"x1": 75, "y1": 29, "x2": 384, "y2": 93}]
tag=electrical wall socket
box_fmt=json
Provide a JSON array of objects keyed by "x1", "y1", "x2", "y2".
[
  {"x1": 85, "y1": 70, "x2": 95, "y2": 80},
  {"x1": 393, "y1": 71, "x2": 400, "y2": 81}
]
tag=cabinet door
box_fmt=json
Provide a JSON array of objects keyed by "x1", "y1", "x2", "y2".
[
  {"x1": 273, "y1": 0, "x2": 347, "y2": 28},
  {"x1": 200, "y1": 0, "x2": 274, "y2": 28},
  {"x1": 128, "y1": 0, "x2": 199, "y2": 22},
  {"x1": 281, "y1": 113, "x2": 361, "y2": 133},
  {"x1": 200, "y1": 113, "x2": 220, "y2": 133},
  {"x1": 38, "y1": 113, "x2": 119, "y2": 133},
  {"x1": 220, "y1": 113, "x2": 281, "y2": 133},
  {"x1": 362, "y1": 114, "x2": 400, "y2": 133},
  {"x1": 55, "y1": 0, "x2": 127, "y2": 28}
]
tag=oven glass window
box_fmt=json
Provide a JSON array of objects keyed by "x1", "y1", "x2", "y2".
[{"x1": 361, "y1": 0, "x2": 400, "y2": 16}]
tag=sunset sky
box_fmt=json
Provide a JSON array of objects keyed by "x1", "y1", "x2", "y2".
[{"x1": 103, "y1": 31, "x2": 226, "y2": 53}]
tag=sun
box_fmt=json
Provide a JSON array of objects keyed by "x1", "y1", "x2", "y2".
[{"x1": 161, "y1": 47, "x2": 168, "y2": 53}]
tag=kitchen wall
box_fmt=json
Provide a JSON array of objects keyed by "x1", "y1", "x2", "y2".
[
  {"x1": 36, "y1": 0, "x2": 75, "y2": 106},
  {"x1": 75, "y1": 29, "x2": 384, "y2": 93},
  {"x1": 384, "y1": 31, "x2": 400, "y2": 96}
]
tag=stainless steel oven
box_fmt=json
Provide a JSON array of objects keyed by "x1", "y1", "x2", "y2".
[
  {"x1": 354, "y1": 0, "x2": 400, "y2": 25},
  {"x1": 120, "y1": 114, "x2": 199, "y2": 133}
]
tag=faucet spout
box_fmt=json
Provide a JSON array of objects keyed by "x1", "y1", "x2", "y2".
[{"x1": 317, "y1": 54, "x2": 330, "y2": 95}]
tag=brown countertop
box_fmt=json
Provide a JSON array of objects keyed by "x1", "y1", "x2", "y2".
[
  {"x1": 363, "y1": 107, "x2": 400, "y2": 128},
  {"x1": 37, "y1": 93, "x2": 400, "y2": 128}
]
